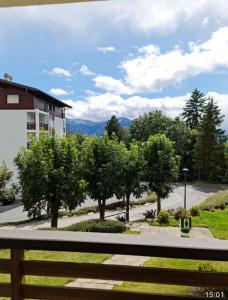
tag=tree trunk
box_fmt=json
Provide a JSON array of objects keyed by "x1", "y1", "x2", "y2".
[
  {"x1": 122, "y1": 194, "x2": 126, "y2": 205},
  {"x1": 51, "y1": 205, "x2": 59, "y2": 228},
  {"x1": 157, "y1": 194, "x2": 161, "y2": 215},
  {"x1": 98, "y1": 199, "x2": 106, "y2": 220},
  {"x1": 126, "y1": 193, "x2": 130, "y2": 222}
]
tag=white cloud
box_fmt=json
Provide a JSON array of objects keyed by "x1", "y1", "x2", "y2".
[
  {"x1": 49, "y1": 88, "x2": 71, "y2": 97},
  {"x1": 97, "y1": 46, "x2": 116, "y2": 53},
  {"x1": 79, "y1": 65, "x2": 95, "y2": 76},
  {"x1": 1, "y1": 1, "x2": 228, "y2": 38},
  {"x1": 202, "y1": 17, "x2": 210, "y2": 27},
  {"x1": 44, "y1": 67, "x2": 72, "y2": 78},
  {"x1": 94, "y1": 75, "x2": 133, "y2": 95},
  {"x1": 96, "y1": 27, "x2": 228, "y2": 94},
  {"x1": 65, "y1": 92, "x2": 228, "y2": 129}
]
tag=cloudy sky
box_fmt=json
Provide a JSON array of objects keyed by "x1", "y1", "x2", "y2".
[{"x1": 1, "y1": 0, "x2": 228, "y2": 127}]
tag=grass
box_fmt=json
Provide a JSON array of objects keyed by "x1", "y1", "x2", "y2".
[
  {"x1": 149, "y1": 209, "x2": 228, "y2": 239},
  {"x1": 199, "y1": 191, "x2": 228, "y2": 210},
  {"x1": 115, "y1": 257, "x2": 228, "y2": 295},
  {"x1": 0, "y1": 249, "x2": 110, "y2": 287}
]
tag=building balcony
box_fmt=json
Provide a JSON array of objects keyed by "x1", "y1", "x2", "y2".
[
  {"x1": 0, "y1": 230, "x2": 228, "y2": 300},
  {"x1": 27, "y1": 122, "x2": 36, "y2": 130},
  {"x1": 39, "y1": 123, "x2": 48, "y2": 131}
]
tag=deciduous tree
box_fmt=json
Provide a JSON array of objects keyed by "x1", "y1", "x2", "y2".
[
  {"x1": 143, "y1": 134, "x2": 180, "y2": 214},
  {"x1": 15, "y1": 133, "x2": 87, "y2": 228}
]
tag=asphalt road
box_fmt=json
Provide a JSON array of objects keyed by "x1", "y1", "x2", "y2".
[{"x1": 0, "y1": 183, "x2": 227, "y2": 225}]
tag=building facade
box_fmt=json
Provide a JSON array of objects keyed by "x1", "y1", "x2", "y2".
[{"x1": 0, "y1": 78, "x2": 71, "y2": 180}]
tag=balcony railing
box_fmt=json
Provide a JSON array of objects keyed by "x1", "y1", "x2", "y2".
[
  {"x1": 0, "y1": 230, "x2": 228, "y2": 300},
  {"x1": 27, "y1": 122, "x2": 36, "y2": 130},
  {"x1": 39, "y1": 123, "x2": 48, "y2": 131}
]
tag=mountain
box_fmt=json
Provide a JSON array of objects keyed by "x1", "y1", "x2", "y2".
[{"x1": 66, "y1": 117, "x2": 132, "y2": 136}]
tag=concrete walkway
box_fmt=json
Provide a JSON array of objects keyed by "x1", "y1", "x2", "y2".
[
  {"x1": 66, "y1": 254, "x2": 149, "y2": 290},
  {"x1": 66, "y1": 224, "x2": 215, "y2": 290}
]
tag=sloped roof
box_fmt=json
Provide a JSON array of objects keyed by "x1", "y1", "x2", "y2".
[
  {"x1": 0, "y1": 0, "x2": 104, "y2": 7},
  {"x1": 0, "y1": 79, "x2": 72, "y2": 108}
]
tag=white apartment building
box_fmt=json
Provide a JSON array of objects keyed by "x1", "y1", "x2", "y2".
[{"x1": 0, "y1": 78, "x2": 71, "y2": 180}]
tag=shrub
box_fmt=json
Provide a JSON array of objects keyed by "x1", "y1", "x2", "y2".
[
  {"x1": 157, "y1": 210, "x2": 169, "y2": 224},
  {"x1": 190, "y1": 206, "x2": 200, "y2": 217},
  {"x1": 143, "y1": 209, "x2": 156, "y2": 220},
  {"x1": 173, "y1": 207, "x2": 184, "y2": 220},
  {"x1": 63, "y1": 219, "x2": 126, "y2": 233},
  {"x1": 220, "y1": 203, "x2": 225, "y2": 210},
  {"x1": 198, "y1": 263, "x2": 217, "y2": 272},
  {"x1": 115, "y1": 215, "x2": 126, "y2": 223}
]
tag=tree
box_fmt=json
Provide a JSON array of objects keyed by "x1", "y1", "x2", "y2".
[
  {"x1": 182, "y1": 89, "x2": 206, "y2": 129},
  {"x1": 119, "y1": 142, "x2": 144, "y2": 222},
  {"x1": 143, "y1": 134, "x2": 180, "y2": 213},
  {"x1": 130, "y1": 111, "x2": 170, "y2": 142},
  {"x1": 0, "y1": 163, "x2": 14, "y2": 200},
  {"x1": 81, "y1": 135, "x2": 124, "y2": 219},
  {"x1": 105, "y1": 115, "x2": 124, "y2": 141},
  {"x1": 15, "y1": 133, "x2": 87, "y2": 228},
  {"x1": 193, "y1": 97, "x2": 226, "y2": 181}
]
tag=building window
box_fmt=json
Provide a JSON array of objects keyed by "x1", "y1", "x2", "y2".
[{"x1": 6, "y1": 94, "x2": 19, "y2": 104}]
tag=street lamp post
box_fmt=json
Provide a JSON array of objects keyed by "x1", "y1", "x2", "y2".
[{"x1": 182, "y1": 168, "x2": 189, "y2": 210}]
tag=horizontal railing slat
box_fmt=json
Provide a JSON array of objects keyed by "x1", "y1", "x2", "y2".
[
  {"x1": 0, "y1": 230, "x2": 228, "y2": 261},
  {"x1": 0, "y1": 258, "x2": 10, "y2": 273},
  {"x1": 0, "y1": 283, "x2": 10, "y2": 297},
  {"x1": 22, "y1": 285, "x2": 200, "y2": 300},
  {"x1": 22, "y1": 260, "x2": 228, "y2": 288}
]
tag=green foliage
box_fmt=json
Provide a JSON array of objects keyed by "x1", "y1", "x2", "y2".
[
  {"x1": 173, "y1": 207, "x2": 185, "y2": 220},
  {"x1": 157, "y1": 210, "x2": 170, "y2": 224},
  {"x1": 143, "y1": 134, "x2": 180, "y2": 213},
  {"x1": 0, "y1": 163, "x2": 16, "y2": 202},
  {"x1": 63, "y1": 219, "x2": 126, "y2": 233},
  {"x1": 81, "y1": 134, "x2": 125, "y2": 219},
  {"x1": 105, "y1": 115, "x2": 124, "y2": 141},
  {"x1": 198, "y1": 263, "x2": 217, "y2": 272},
  {"x1": 190, "y1": 206, "x2": 200, "y2": 217},
  {"x1": 182, "y1": 88, "x2": 206, "y2": 129},
  {"x1": 15, "y1": 133, "x2": 87, "y2": 228},
  {"x1": 118, "y1": 142, "x2": 145, "y2": 221},
  {"x1": 143, "y1": 209, "x2": 156, "y2": 220},
  {"x1": 130, "y1": 111, "x2": 170, "y2": 142},
  {"x1": 194, "y1": 97, "x2": 227, "y2": 181},
  {"x1": 199, "y1": 191, "x2": 228, "y2": 211}
]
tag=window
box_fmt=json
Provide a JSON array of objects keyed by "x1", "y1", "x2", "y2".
[{"x1": 6, "y1": 94, "x2": 19, "y2": 104}]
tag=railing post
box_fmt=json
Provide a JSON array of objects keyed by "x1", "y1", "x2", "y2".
[{"x1": 11, "y1": 249, "x2": 25, "y2": 300}]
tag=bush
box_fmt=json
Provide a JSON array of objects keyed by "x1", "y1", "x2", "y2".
[
  {"x1": 173, "y1": 207, "x2": 184, "y2": 220},
  {"x1": 115, "y1": 215, "x2": 126, "y2": 223},
  {"x1": 63, "y1": 219, "x2": 126, "y2": 233},
  {"x1": 157, "y1": 210, "x2": 169, "y2": 224},
  {"x1": 190, "y1": 206, "x2": 200, "y2": 217},
  {"x1": 220, "y1": 203, "x2": 225, "y2": 210},
  {"x1": 143, "y1": 209, "x2": 156, "y2": 220}
]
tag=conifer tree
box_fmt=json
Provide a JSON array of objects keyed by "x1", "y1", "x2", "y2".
[
  {"x1": 182, "y1": 89, "x2": 206, "y2": 129},
  {"x1": 105, "y1": 115, "x2": 123, "y2": 141},
  {"x1": 194, "y1": 97, "x2": 226, "y2": 181}
]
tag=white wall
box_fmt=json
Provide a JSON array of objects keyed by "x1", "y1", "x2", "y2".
[
  {"x1": 0, "y1": 110, "x2": 27, "y2": 180},
  {"x1": 55, "y1": 116, "x2": 65, "y2": 136}
]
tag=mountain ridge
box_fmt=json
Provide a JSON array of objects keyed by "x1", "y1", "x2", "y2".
[{"x1": 66, "y1": 117, "x2": 132, "y2": 136}]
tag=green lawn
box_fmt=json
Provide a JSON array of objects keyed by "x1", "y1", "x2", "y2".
[
  {"x1": 199, "y1": 191, "x2": 228, "y2": 210},
  {"x1": 115, "y1": 257, "x2": 228, "y2": 295},
  {"x1": 0, "y1": 249, "x2": 110, "y2": 286},
  {"x1": 149, "y1": 209, "x2": 228, "y2": 239}
]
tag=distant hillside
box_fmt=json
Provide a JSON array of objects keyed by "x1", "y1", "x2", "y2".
[{"x1": 66, "y1": 117, "x2": 132, "y2": 136}]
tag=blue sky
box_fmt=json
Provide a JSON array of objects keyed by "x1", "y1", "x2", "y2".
[{"x1": 0, "y1": 0, "x2": 228, "y2": 127}]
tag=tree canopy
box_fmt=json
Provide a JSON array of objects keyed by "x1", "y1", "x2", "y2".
[
  {"x1": 15, "y1": 133, "x2": 87, "y2": 227},
  {"x1": 143, "y1": 134, "x2": 180, "y2": 213}
]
